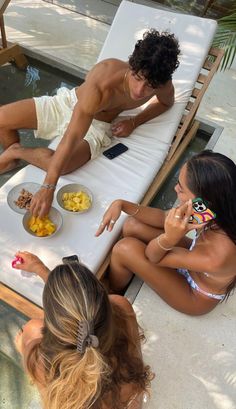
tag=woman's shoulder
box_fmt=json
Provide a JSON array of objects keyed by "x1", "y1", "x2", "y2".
[
  {"x1": 110, "y1": 295, "x2": 141, "y2": 353},
  {"x1": 20, "y1": 319, "x2": 43, "y2": 353},
  {"x1": 204, "y1": 226, "x2": 236, "y2": 268},
  {"x1": 207, "y1": 226, "x2": 235, "y2": 250},
  {"x1": 109, "y1": 295, "x2": 135, "y2": 315},
  {"x1": 109, "y1": 294, "x2": 137, "y2": 326},
  {"x1": 20, "y1": 320, "x2": 45, "y2": 385}
]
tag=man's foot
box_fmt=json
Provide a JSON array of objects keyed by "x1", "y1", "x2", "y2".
[{"x1": 0, "y1": 143, "x2": 21, "y2": 174}]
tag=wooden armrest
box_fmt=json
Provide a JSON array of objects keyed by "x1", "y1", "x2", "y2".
[{"x1": 0, "y1": 283, "x2": 43, "y2": 318}]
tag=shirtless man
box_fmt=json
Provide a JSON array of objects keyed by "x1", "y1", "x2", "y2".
[{"x1": 0, "y1": 29, "x2": 180, "y2": 217}]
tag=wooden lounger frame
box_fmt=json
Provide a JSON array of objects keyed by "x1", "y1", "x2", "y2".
[
  {"x1": 0, "y1": 0, "x2": 28, "y2": 68},
  {"x1": 0, "y1": 47, "x2": 224, "y2": 318}
]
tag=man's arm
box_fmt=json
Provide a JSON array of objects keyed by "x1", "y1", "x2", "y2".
[
  {"x1": 112, "y1": 80, "x2": 174, "y2": 137},
  {"x1": 30, "y1": 83, "x2": 108, "y2": 217},
  {"x1": 44, "y1": 107, "x2": 94, "y2": 184},
  {"x1": 133, "y1": 80, "x2": 175, "y2": 128}
]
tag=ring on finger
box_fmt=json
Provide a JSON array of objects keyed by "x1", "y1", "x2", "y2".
[
  {"x1": 110, "y1": 219, "x2": 115, "y2": 225},
  {"x1": 174, "y1": 215, "x2": 181, "y2": 219},
  {"x1": 100, "y1": 222, "x2": 104, "y2": 226}
]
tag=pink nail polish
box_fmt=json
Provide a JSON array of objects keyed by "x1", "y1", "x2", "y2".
[{"x1": 12, "y1": 256, "x2": 24, "y2": 268}]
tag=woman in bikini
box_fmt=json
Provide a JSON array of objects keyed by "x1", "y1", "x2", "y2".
[
  {"x1": 96, "y1": 150, "x2": 236, "y2": 315},
  {"x1": 14, "y1": 253, "x2": 153, "y2": 409}
]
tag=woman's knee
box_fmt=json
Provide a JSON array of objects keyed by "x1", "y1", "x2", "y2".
[
  {"x1": 112, "y1": 237, "x2": 144, "y2": 261},
  {"x1": 122, "y1": 217, "x2": 140, "y2": 237},
  {"x1": 112, "y1": 238, "x2": 130, "y2": 258}
]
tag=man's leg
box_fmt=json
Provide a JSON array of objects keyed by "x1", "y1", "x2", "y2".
[
  {"x1": 0, "y1": 99, "x2": 91, "y2": 173},
  {"x1": 0, "y1": 99, "x2": 37, "y2": 148},
  {"x1": 0, "y1": 99, "x2": 37, "y2": 172},
  {"x1": 0, "y1": 138, "x2": 91, "y2": 174}
]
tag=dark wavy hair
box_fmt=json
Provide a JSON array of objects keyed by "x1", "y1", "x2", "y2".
[
  {"x1": 128, "y1": 29, "x2": 180, "y2": 87},
  {"x1": 186, "y1": 150, "x2": 236, "y2": 298},
  {"x1": 25, "y1": 262, "x2": 153, "y2": 409}
]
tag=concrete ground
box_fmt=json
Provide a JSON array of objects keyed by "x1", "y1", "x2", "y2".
[{"x1": 1, "y1": 1, "x2": 236, "y2": 408}]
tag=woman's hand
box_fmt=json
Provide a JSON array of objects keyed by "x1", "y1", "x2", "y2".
[
  {"x1": 13, "y1": 251, "x2": 49, "y2": 282},
  {"x1": 145, "y1": 200, "x2": 207, "y2": 264},
  {"x1": 163, "y1": 199, "x2": 204, "y2": 247},
  {"x1": 95, "y1": 200, "x2": 123, "y2": 236},
  {"x1": 111, "y1": 118, "x2": 135, "y2": 137}
]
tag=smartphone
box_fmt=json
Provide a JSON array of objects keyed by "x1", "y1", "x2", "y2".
[
  {"x1": 62, "y1": 255, "x2": 79, "y2": 264},
  {"x1": 103, "y1": 143, "x2": 128, "y2": 160},
  {"x1": 189, "y1": 198, "x2": 216, "y2": 224}
]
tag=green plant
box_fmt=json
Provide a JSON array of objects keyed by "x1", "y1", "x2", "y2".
[{"x1": 213, "y1": 11, "x2": 236, "y2": 70}]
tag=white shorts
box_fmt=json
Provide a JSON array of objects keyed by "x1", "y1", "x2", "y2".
[{"x1": 33, "y1": 87, "x2": 112, "y2": 160}]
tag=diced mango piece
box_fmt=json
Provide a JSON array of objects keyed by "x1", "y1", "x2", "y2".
[
  {"x1": 62, "y1": 191, "x2": 91, "y2": 212},
  {"x1": 28, "y1": 215, "x2": 56, "y2": 237}
]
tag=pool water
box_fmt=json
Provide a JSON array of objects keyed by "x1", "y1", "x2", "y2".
[
  {"x1": 0, "y1": 299, "x2": 41, "y2": 408},
  {"x1": 0, "y1": 351, "x2": 40, "y2": 409},
  {"x1": 0, "y1": 59, "x2": 81, "y2": 105},
  {"x1": 0, "y1": 58, "x2": 82, "y2": 188},
  {"x1": 151, "y1": 130, "x2": 210, "y2": 209}
]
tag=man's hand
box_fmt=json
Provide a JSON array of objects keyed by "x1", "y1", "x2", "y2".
[
  {"x1": 30, "y1": 187, "x2": 54, "y2": 218},
  {"x1": 111, "y1": 118, "x2": 135, "y2": 137}
]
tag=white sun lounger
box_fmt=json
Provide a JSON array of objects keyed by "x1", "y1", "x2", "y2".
[{"x1": 0, "y1": 1, "x2": 223, "y2": 316}]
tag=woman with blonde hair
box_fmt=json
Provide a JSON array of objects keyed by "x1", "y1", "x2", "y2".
[{"x1": 14, "y1": 252, "x2": 153, "y2": 409}]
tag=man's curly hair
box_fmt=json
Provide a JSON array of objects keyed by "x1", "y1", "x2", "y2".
[{"x1": 128, "y1": 29, "x2": 180, "y2": 87}]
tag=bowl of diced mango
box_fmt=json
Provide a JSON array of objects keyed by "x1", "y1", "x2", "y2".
[
  {"x1": 22, "y1": 207, "x2": 63, "y2": 238},
  {"x1": 56, "y1": 183, "x2": 92, "y2": 213}
]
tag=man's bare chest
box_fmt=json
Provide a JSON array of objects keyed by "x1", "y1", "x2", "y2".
[
  {"x1": 100, "y1": 93, "x2": 153, "y2": 114},
  {"x1": 94, "y1": 97, "x2": 149, "y2": 123}
]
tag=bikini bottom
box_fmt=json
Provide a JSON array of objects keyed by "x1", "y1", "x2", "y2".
[{"x1": 177, "y1": 268, "x2": 225, "y2": 301}]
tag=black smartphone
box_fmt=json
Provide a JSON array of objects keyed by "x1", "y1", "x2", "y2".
[
  {"x1": 62, "y1": 255, "x2": 79, "y2": 264},
  {"x1": 103, "y1": 143, "x2": 128, "y2": 160}
]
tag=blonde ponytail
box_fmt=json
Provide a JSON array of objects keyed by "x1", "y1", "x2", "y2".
[
  {"x1": 25, "y1": 262, "x2": 152, "y2": 409},
  {"x1": 42, "y1": 346, "x2": 111, "y2": 409}
]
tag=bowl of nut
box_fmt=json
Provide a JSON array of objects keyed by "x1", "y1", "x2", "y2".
[
  {"x1": 22, "y1": 207, "x2": 63, "y2": 238},
  {"x1": 7, "y1": 182, "x2": 41, "y2": 214},
  {"x1": 56, "y1": 183, "x2": 93, "y2": 214}
]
